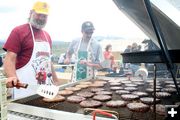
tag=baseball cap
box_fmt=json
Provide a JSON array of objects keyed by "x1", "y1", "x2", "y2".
[
  {"x1": 32, "y1": 1, "x2": 49, "y2": 15},
  {"x1": 81, "y1": 21, "x2": 95, "y2": 32}
]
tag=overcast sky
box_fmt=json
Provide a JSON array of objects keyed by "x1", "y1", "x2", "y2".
[{"x1": 0, "y1": 0, "x2": 179, "y2": 42}]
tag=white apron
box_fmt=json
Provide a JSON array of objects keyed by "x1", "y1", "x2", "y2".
[
  {"x1": 14, "y1": 24, "x2": 51, "y2": 99},
  {"x1": 71, "y1": 39, "x2": 94, "y2": 82}
]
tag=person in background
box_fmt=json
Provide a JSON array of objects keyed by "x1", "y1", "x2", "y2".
[
  {"x1": 58, "y1": 53, "x2": 66, "y2": 64},
  {"x1": 58, "y1": 53, "x2": 75, "y2": 65},
  {"x1": 103, "y1": 44, "x2": 115, "y2": 73},
  {"x1": 0, "y1": 56, "x2": 3, "y2": 67},
  {"x1": 58, "y1": 53, "x2": 75, "y2": 70},
  {"x1": 131, "y1": 42, "x2": 139, "y2": 52},
  {"x1": 3, "y1": 1, "x2": 60, "y2": 98},
  {"x1": 130, "y1": 42, "x2": 141, "y2": 75},
  {"x1": 64, "y1": 21, "x2": 105, "y2": 81},
  {"x1": 124, "y1": 45, "x2": 132, "y2": 53},
  {"x1": 123, "y1": 45, "x2": 132, "y2": 69},
  {"x1": 138, "y1": 45, "x2": 142, "y2": 51}
]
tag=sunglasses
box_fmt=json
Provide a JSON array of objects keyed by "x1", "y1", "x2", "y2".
[{"x1": 85, "y1": 31, "x2": 93, "y2": 34}]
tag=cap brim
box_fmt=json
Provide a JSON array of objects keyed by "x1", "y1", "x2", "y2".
[{"x1": 34, "y1": 10, "x2": 48, "y2": 15}]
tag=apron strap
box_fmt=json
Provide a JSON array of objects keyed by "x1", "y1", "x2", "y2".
[{"x1": 29, "y1": 23, "x2": 35, "y2": 43}]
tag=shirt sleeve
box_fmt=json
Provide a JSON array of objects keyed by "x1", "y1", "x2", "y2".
[
  {"x1": 3, "y1": 28, "x2": 21, "y2": 54},
  {"x1": 104, "y1": 51, "x2": 110, "y2": 59},
  {"x1": 66, "y1": 39, "x2": 78, "y2": 56}
]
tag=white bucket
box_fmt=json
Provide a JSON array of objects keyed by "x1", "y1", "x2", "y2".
[{"x1": 135, "y1": 68, "x2": 148, "y2": 80}]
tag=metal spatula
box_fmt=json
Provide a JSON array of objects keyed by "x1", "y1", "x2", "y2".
[{"x1": 36, "y1": 84, "x2": 60, "y2": 99}]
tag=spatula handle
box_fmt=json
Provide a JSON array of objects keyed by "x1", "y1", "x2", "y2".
[{"x1": 13, "y1": 82, "x2": 28, "y2": 88}]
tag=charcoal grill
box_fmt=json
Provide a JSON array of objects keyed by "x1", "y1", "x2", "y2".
[{"x1": 8, "y1": 77, "x2": 180, "y2": 120}]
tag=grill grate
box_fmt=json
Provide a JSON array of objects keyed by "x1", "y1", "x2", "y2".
[{"x1": 13, "y1": 78, "x2": 180, "y2": 120}]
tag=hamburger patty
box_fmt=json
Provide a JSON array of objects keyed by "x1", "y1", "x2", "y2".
[
  {"x1": 42, "y1": 95, "x2": 65, "y2": 103},
  {"x1": 93, "y1": 95, "x2": 112, "y2": 101},
  {"x1": 67, "y1": 95, "x2": 86, "y2": 103},
  {"x1": 121, "y1": 94, "x2": 139, "y2": 101},
  {"x1": 58, "y1": 90, "x2": 73, "y2": 96},
  {"x1": 90, "y1": 88, "x2": 105, "y2": 92},
  {"x1": 127, "y1": 102, "x2": 150, "y2": 112},
  {"x1": 80, "y1": 100, "x2": 102, "y2": 108},
  {"x1": 106, "y1": 100, "x2": 127, "y2": 108},
  {"x1": 140, "y1": 97, "x2": 160, "y2": 105},
  {"x1": 95, "y1": 91, "x2": 113, "y2": 95},
  {"x1": 76, "y1": 91, "x2": 94, "y2": 98}
]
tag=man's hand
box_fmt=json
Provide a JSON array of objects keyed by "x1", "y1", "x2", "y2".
[
  {"x1": 79, "y1": 59, "x2": 87, "y2": 65},
  {"x1": 6, "y1": 77, "x2": 20, "y2": 88},
  {"x1": 64, "y1": 58, "x2": 70, "y2": 64}
]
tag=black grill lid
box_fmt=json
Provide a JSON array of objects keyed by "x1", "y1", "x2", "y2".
[{"x1": 113, "y1": 0, "x2": 180, "y2": 50}]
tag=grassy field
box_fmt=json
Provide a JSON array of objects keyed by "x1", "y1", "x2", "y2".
[{"x1": 51, "y1": 41, "x2": 70, "y2": 55}]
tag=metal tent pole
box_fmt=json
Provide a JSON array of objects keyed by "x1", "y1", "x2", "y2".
[{"x1": 144, "y1": 0, "x2": 180, "y2": 95}]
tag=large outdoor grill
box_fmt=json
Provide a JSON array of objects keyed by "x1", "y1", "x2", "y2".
[
  {"x1": 7, "y1": 0, "x2": 180, "y2": 119},
  {"x1": 8, "y1": 77, "x2": 180, "y2": 120}
]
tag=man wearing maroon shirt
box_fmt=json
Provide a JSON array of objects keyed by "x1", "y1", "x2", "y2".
[{"x1": 3, "y1": 1, "x2": 60, "y2": 98}]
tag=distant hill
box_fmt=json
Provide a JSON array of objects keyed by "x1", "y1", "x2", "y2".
[
  {"x1": 0, "y1": 40, "x2": 70, "y2": 55},
  {"x1": 0, "y1": 41, "x2": 5, "y2": 46},
  {"x1": 52, "y1": 41, "x2": 70, "y2": 55},
  {"x1": 0, "y1": 41, "x2": 5, "y2": 54},
  {"x1": 93, "y1": 36, "x2": 124, "y2": 41},
  {"x1": 0, "y1": 35, "x2": 124, "y2": 55}
]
